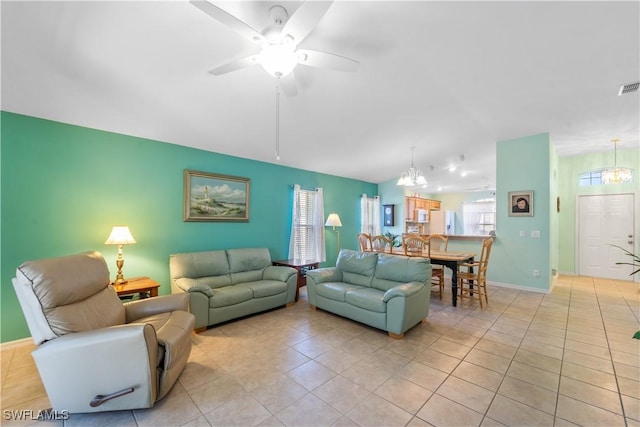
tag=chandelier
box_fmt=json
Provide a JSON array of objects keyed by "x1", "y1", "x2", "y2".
[
  {"x1": 397, "y1": 146, "x2": 427, "y2": 187},
  {"x1": 601, "y1": 139, "x2": 633, "y2": 184}
]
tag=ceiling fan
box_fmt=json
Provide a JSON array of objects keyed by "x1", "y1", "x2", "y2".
[{"x1": 190, "y1": 0, "x2": 359, "y2": 96}]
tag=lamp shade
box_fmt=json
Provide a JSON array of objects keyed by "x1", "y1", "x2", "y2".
[
  {"x1": 104, "y1": 226, "x2": 136, "y2": 245},
  {"x1": 325, "y1": 213, "x2": 342, "y2": 228}
]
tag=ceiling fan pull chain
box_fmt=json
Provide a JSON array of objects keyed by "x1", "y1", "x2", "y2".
[{"x1": 275, "y1": 84, "x2": 280, "y2": 160}]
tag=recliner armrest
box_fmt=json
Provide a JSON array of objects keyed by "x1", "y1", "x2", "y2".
[
  {"x1": 383, "y1": 282, "x2": 424, "y2": 302},
  {"x1": 125, "y1": 293, "x2": 188, "y2": 323}
]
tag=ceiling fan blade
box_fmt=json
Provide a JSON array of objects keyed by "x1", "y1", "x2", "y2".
[
  {"x1": 281, "y1": 1, "x2": 333, "y2": 45},
  {"x1": 209, "y1": 55, "x2": 259, "y2": 76},
  {"x1": 297, "y1": 49, "x2": 359, "y2": 72},
  {"x1": 278, "y1": 72, "x2": 298, "y2": 97},
  {"x1": 190, "y1": 0, "x2": 264, "y2": 43}
]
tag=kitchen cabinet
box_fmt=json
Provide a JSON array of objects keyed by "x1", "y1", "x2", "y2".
[{"x1": 404, "y1": 196, "x2": 441, "y2": 234}]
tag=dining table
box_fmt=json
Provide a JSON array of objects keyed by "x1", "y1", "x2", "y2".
[{"x1": 391, "y1": 248, "x2": 476, "y2": 307}]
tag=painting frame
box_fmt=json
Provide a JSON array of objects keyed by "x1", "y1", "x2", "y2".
[
  {"x1": 508, "y1": 190, "x2": 533, "y2": 217},
  {"x1": 183, "y1": 169, "x2": 250, "y2": 222}
]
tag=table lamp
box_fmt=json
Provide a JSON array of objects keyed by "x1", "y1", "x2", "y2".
[
  {"x1": 325, "y1": 213, "x2": 342, "y2": 253},
  {"x1": 105, "y1": 226, "x2": 136, "y2": 285}
]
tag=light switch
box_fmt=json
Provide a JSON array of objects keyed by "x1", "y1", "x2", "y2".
[
  {"x1": 531, "y1": 230, "x2": 540, "y2": 238},
  {"x1": 519, "y1": 230, "x2": 525, "y2": 237}
]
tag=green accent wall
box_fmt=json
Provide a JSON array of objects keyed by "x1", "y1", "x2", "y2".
[{"x1": 0, "y1": 111, "x2": 377, "y2": 343}]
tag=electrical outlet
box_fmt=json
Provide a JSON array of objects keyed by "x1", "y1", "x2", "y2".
[
  {"x1": 531, "y1": 230, "x2": 540, "y2": 238},
  {"x1": 533, "y1": 269, "x2": 540, "y2": 277}
]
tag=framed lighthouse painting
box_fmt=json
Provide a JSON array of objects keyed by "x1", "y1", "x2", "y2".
[{"x1": 183, "y1": 170, "x2": 250, "y2": 222}]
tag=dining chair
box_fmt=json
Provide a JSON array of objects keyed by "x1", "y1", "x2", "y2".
[
  {"x1": 402, "y1": 234, "x2": 429, "y2": 257},
  {"x1": 426, "y1": 234, "x2": 448, "y2": 299},
  {"x1": 371, "y1": 235, "x2": 393, "y2": 253},
  {"x1": 458, "y1": 237, "x2": 494, "y2": 308},
  {"x1": 358, "y1": 233, "x2": 372, "y2": 252}
]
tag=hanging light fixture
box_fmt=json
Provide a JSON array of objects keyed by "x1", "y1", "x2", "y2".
[
  {"x1": 275, "y1": 85, "x2": 281, "y2": 160},
  {"x1": 601, "y1": 139, "x2": 633, "y2": 184},
  {"x1": 397, "y1": 146, "x2": 427, "y2": 187}
]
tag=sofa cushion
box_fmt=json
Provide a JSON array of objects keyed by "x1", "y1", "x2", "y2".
[
  {"x1": 238, "y1": 280, "x2": 288, "y2": 298},
  {"x1": 170, "y1": 251, "x2": 230, "y2": 279},
  {"x1": 336, "y1": 249, "x2": 377, "y2": 287},
  {"x1": 345, "y1": 288, "x2": 386, "y2": 313},
  {"x1": 316, "y1": 282, "x2": 365, "y2": 302},
  {"x1": 209, "y1": 286, "x2": 253, "y2": 308},
  {"x1": 228, "y1": 248, "x2": 271, "y2": 272},
  {"x1": 371, "y1": 254, "x2": 430, "y2": 291},
  {"x1": 228, "y1": 248, "x2": 271, "y2": 284}
]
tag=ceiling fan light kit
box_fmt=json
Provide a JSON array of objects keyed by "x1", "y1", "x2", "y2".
[
  {"x1": 259, "y1": 40, "x2": 298, "y2": 78},
  {"x1": 192, "y1": 0, "x2": 359, "y2": 90}
]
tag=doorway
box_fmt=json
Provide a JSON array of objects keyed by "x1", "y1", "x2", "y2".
[{"x1": 577, "y1": 193, "x2": 636, "y2": 280}]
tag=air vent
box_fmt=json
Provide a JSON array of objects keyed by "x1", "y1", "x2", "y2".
[{"x1": 618, "y1": 81, "x2": 639, "y2": 96}]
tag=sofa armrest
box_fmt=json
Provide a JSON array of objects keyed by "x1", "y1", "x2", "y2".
[
  {"x1": 383, "y1": 282, "x2": 424, "y2": 302},
  {"x1": 124, "y1": 293, "x2": 188, "y2": 323},
  {"x1": 187, "y1": 284, "x2": 214, "y2": 297},
  {"x1": 306, "y1": 267, "x2": 342, "y2": 284},
  {"x1": 263, "y1": 265, "x2": 297, "y2": 282},
  {"x1": 32, "y1": 324, "x2": 158, "y2": 412},
  {"x1": 174, "y1": 277, "x2": 207, "y2": 292}
]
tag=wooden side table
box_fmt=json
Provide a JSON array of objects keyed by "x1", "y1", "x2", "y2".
[
  {"x1": 272, "y1": 259, "x2": 319, "y2": 301},
  {"x1": 114, "y1": 276, "x2": 160, "y2": 299}
]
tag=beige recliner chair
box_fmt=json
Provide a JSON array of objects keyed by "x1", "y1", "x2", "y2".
[{"x1": 12, "y1": 251, "x2": 195, "y2": 413}]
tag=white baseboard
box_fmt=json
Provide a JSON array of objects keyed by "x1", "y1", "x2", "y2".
[
  {"x1": 444, "y1": 274, "x2": 551, "y2": 294},
  {"x1": 486, "y1": 280, "x2": 551, "y2": 294}
]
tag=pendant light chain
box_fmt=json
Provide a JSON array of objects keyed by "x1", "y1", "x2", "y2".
[{"x1": 275, "y1": 84, "x2": 280, "y2": 160}]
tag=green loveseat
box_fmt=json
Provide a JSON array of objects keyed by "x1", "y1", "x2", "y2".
[
  {"x1": 169, "y1": 248, "x2": 297, "y2": 331},
  {"x1": 306, "y1": 249, "x2": 432, "y2": 338}
]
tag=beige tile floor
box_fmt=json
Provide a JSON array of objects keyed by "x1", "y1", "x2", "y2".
[{"x1": 1, "y1": 275, "x2": 639, "y2": 426}]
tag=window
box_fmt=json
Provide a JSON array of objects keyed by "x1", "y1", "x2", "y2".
[
  {"x1": 579, "y1": 170, "x2": 603, "y2": 186},
  {"x1": 462, "y1": 199, "x2": 496, "y2": 235},
  {"x1": 360, "y1": 194, "x2": 381, "y2": 236},
  {"x1": 289, "y1": 186, "x2": 325, "y2": 262}
]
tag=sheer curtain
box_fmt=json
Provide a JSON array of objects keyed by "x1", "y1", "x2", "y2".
[
  {"x1": 361, "y1": 194, "x2": 381, "y2": 236},
  {"x1": 289, "y1": 185, "x2": 326, "y2": 262},
  {"x1": 313, "y1": 188, "x2": 326, "y2": 262},
  {"x1": 361, "y1": 194, "x2": 370, "y2": 234}
]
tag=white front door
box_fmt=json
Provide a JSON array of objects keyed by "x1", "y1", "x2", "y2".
[{"x1": 578, "y1": 193, "x2": 636, "y2": 280}]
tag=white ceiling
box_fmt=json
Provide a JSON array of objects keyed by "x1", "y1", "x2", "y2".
[{"x1": 2, "y1": 1, "x2": 639, "y2": 192}]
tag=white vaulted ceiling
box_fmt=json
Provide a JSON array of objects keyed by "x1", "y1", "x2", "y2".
[{"x1": 2, "y1": 1, "x2": 639, "y2": 192}]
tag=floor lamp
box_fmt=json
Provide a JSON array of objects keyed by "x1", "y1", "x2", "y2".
[{"x1": 325, "y1": 213, "x2": 342, "y2": 256}]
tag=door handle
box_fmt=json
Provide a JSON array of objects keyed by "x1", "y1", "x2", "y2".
[{"x1": 90, "y1": 387, "x2": 135, "y2": 407}]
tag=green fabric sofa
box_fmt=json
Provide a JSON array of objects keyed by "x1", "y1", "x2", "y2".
[
  {"x1": 306, "y1": 249, "x2": 432, "y2": 338},
  {"x1": 169, "y1": 248, "x2": 298, "y2": 331}
]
